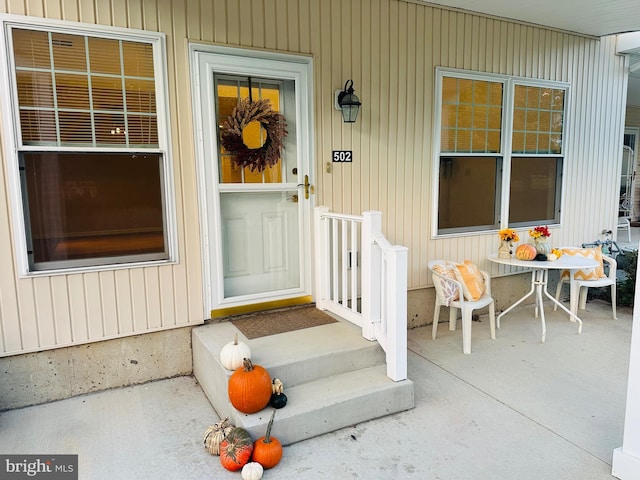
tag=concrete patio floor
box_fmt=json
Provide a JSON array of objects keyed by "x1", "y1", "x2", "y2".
[{"x1": 0, "y1": 296, "x2": 632, "y2": 480}]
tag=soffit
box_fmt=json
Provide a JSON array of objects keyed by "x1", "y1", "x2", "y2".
[{"x1": 419, "y1": 0, "x2": 640, "y2": 37}]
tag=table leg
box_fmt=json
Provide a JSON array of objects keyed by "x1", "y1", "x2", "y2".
[
  {"x1": 542, "y1": 281, "x2": 583, "y2": 334},
  {"x1": 535, "y1": 269, "x2": 547, "y2": 343},
  {"x1": 497, "y1": 270, "x2": 536, "y2": 329}
]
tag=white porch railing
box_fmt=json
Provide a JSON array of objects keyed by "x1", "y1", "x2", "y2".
[{"x1": 314, "y1": 206, "x2": 408, "y2": 381}]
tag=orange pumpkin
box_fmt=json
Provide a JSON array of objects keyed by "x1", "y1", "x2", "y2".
[
  {"x1": 515, "y1": 243, "x2": 537, "y2": 260},
  {"x1": 252, "y1": 410, "x2": 283, "y2": 469},
  {"x1": 228, "y1": 358, "x2": 272, "y2": 414}
]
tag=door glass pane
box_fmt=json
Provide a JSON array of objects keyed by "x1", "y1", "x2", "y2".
[
  {"x1": 438, "y1": 156, "x2": 500, "y2": 230},
  {"x1": 216, "y1": 77, "x2": 285, "y2": 184},
  {"x1": 220, "y1": 191, "x2": 300, "y2": 297},
  {"x1": 509, "y1": 157, "x2": 560, "y2": 224},
  {"x1": 22, "y1": 152, "x2": 167, "y2": 267}
]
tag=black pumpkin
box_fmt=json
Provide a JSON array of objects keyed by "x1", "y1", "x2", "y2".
[{"x1": 269, "y1": 393, "x2": 288, "y2": 409}]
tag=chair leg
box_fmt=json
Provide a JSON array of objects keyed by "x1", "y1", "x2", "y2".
[
  {"x1": 553, "y1": 280, "x2": 564, "y2": 311},
  {"x1": 449, "y1": 307, "x2": 457, "y2": 331},
  {"x1": 611, "y1": 284, "x2": 617, "y2": 320},
  {"x1": 578, "y1": 286, "x2": 588, "y2": 311},
  {"x1": 461, "y1": 309, "x2": 473, "y2": 354},
  {"x1": 569, "y1": 281, "x2": 580, "y2": 319},
  {"x1": 488, "y1": 302, "x2": 496, "y2": 340},
  {"x1": 432, "y1": 302, "x2": 441, "y2": 340}
]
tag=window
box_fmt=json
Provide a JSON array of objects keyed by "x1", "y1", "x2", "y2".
[
  {"x1": 1, "y1": 18, "x2": 173, "y2": 272},
  {"x1": 435, "y1": 69, "x2": 567, "y2": 235}
]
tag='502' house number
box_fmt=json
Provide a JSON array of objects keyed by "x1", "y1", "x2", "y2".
[{"x1": 332, "y1": 150, "x2": 352, "y2": 162}]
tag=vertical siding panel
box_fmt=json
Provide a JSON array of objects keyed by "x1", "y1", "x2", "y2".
[
  {"x1": 33, "y1": 278, "x2": 55, "y2": 347},
  {"x1": 51, "y1": 278, "x2": 73, "y2": 345},
  {"x1": 145, "y1": 269, "x2": 162, "y2": 329},
  {"x1": 77, "y1": 0, "x2": 96, "y2": 24},
  {"x1": 185, "y1": 0, "x2": 201, "y2": 39},
  {"x1": 115, "y1": 270, "x2": 134, "y2": 335},
  {"x1": 84, "y1": 273, "x2": 105, "y2": 339},
  {"x1": 359, "y1": 0, "x2": 371, "y2": 213},
  {"x1": 212, "y1": 0, "x2": 227, "y2": 43},
  {"x1": 286, "y1": 0, "x2": 299, "y2": 52},
  {"x1": 67, "y1": 276, "x2": 88, "y2": 343},
  {"x1": 142, "y1": 0, "x2": 159, "y2": 31},
  {"x1": 298, "y1": 0, "x2": 310, "y2": 53},
  {"x1": 61, "y1": 0, "x2": 79, "y2": 21},
  {"x1": 159, "y1": 268, "x2": 176, "y2": 326},
  {"x1": 16, "y1": 285, "x2": 38, "y2": 350},
  {"x1": 200, "y1": 0, "x2": 214, "y2": 42},
  {"x1": 250, "y1": 0, "x2": 265, "y2": 48},
  {"x1": 348, "y1": 0, "x2": 362, "y2": 215},
  {"x1": 99, "y1": 271, "x2": 119, "y2": 337},
  {"x1": 130, "y1": 269, "x2": 150, "y2": 331},
  {"x1": 263, "y1": 0, "x2": 276, "y2": 49},
  {"x1": 238, "y1": 0, "x2": 252, "y2": 46}
]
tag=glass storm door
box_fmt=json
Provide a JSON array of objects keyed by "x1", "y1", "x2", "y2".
[{"x1": 196, "y1": 56, "x2": 313, "y2": 315}]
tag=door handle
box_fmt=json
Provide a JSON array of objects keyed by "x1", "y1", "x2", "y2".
[{"x1": 297, "y1": 174, "x2": 315, "y2": 200}]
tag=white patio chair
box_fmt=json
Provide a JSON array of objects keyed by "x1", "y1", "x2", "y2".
[
  {"x1": 553, "y1": 249, "x2": 617, "y2": 320},
  {"x1": 428, "y1": 260, "x2": 496, "y2": 354}
]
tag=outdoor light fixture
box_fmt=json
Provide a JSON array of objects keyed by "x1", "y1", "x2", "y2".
[{"x1": 335, "y1": 79, "x2": 361, "y2": 123}]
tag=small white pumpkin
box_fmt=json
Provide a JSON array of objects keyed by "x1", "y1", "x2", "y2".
[
  {"x1": 220, "y1": 332, "x2": 251, "y2": 370},
  {"x1": 241, "y1": 462, "x2": 264, "y2": 480}
]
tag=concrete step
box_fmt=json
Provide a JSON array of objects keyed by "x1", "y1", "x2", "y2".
[{"x1": 192, "y1": 317, "x2": 414, "y2": 445}]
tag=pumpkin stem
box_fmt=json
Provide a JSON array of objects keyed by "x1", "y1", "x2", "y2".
[
  {"x1": 233, "y1": 332, "x2": 238, "y2": 345},
  {"x1": 242, "y1": 358, "x2": 254, "y2": 371},
  {"x1": 264, "y1": 409, "x2": 276, "y2": 443}
]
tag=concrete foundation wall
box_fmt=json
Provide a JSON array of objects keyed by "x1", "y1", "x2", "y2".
[{"x1": 0, "y1": 327, "x2": 193, "y2": 411}]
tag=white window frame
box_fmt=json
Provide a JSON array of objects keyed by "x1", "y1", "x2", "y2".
[
  {"x1": 432, "y1": 67, "x2": 570, "y2": 238},
  {"x1": 0, "y1": 14, "x2": 177, "y2": 276}
]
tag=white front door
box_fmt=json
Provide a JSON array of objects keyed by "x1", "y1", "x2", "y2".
[{"x1": 191, "y1": 47, "x2": 314, "y2": 317}]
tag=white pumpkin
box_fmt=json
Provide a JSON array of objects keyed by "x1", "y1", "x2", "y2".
[
  {"x1": 241, "y1": 462, "x2": 264, "y2": 480},
  {"x1": 220, "y1": 333, "x2": 251, "y2": 370}
]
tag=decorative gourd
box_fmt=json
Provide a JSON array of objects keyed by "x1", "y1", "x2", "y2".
[
  {"x1": 241, "y1": 462, "x2": 264, "y2": 480},
  {"x1": 270, "y1": 392, "x2": 288, "y2": 409},
  {"x1": 228, "y1": 358, "x2": 272, "y2": 414},
  {"x1": 271, "y1": 378, "x2": 284, "y2": 395},
  {"x1": 203, "y1": 417, "x2": 235, "y2": 455},
  {"x1": 252, "y1": 410, "x2": 283, "y2": 469},
  {"x1": 269, "y1": 378, "x2": 288, "y2": 408},
  {"x1": 515, "y1": 243, "x2": 537, "y2": 260},
  {"x1": 220, "y1": 333, "x2": 251, "y2": 371},
  {"x1": 220, "y1": 427, "x2": 254, "y2": 471}
]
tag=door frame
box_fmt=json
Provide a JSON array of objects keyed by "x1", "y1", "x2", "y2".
[{"x1": 189, "y1": 44, "x2": 314, "y2": 318}]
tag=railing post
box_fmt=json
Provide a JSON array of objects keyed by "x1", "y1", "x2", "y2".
[
  {"x1": 361, "y1": 211, "x2": 382, "y2": 341},
  {"x1": 385, "y1": 245, "x2": 408, "y2": 381},
  {"x1": 314, "y1": 206, "x2": 330, "y2": 310}
]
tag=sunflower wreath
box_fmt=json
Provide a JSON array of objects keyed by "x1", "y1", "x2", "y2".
[{"x1": 219, "y1": 98, "x2": 288, "y2": 172}]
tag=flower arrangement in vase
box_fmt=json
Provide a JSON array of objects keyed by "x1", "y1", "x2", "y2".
[
  {"x1": 498, "y1": 228, "x2": 519, "y2": 258},
  {"x1": 528, "y1": 225, "x2": 551, "y2": 257}
]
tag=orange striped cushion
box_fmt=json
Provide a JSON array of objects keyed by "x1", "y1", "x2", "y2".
[
  {"x1": 454, "y1": 260, "x2": 485, "y2": 301},
  {"x1": 559, "y1": 247, "x2": 606, "y2": 281}
]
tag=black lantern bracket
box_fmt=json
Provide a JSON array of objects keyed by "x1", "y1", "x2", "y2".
[{"x1": 334, "y1": 79, "x2": 361, "y2": 123}]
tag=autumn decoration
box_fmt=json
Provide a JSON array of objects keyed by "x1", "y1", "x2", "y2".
[
  {"x1": 219, "y1": 98, "x2": 288, "y2": 172},
  {"x1": 228, "y1": 358, "x2": 272, "y2": 414},
  {"x1": 252, "y1": 409, "x2": 283, "y2": 469}
]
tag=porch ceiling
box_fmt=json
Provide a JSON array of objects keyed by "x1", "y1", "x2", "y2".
[{"x1": 420, "y1": 0, "x2": 640, "y2": 37}]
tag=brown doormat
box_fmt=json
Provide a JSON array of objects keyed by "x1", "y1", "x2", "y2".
[{"x1": 231, "y1": 305, "x2": 338, "y2": 339}]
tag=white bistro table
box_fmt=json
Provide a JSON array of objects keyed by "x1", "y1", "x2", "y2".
[{"x1": 488, "y1": 253, "x2": 598, "y2": 343}]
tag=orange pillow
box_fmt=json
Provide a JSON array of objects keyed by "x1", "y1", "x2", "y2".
[
  {"x1": 454, "y1": 261, "x2": 485, "y2": 301},
  {"x1": 559, "y1": 247, "x2": 606, "y2": 281}
]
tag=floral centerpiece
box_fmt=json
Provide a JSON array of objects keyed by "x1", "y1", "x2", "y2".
[
  {"x1": 497, "y1": 228, "x2": 519, "y2": 258},
  {"x1": 529, "y1": 225, "x2": 551, "y2": 256}
]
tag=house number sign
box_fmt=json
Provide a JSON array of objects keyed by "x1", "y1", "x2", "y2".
[{"x1": 332, "y1": 150, "x2": 353, "y2": 162}]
